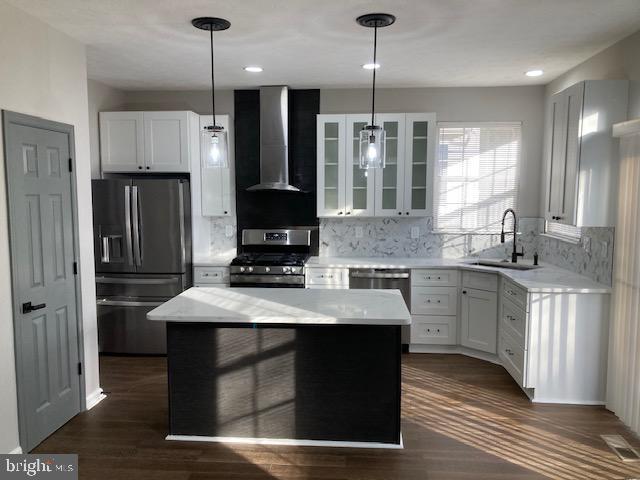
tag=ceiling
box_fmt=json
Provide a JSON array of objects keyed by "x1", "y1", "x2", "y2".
[{"x1": 9, "y1": 0, "x2": 640, "y2": 90}]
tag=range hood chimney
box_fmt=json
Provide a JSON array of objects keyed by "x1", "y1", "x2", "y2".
[{"x1": 247, "y1": 86, "x2": 300, "y2": 192}]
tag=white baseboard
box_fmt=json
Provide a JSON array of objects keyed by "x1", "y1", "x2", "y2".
[
  {"x1": 408, "y1": 344, "x2": 500, "y2": 364},
  {"x1": 86, "y1": 387, "x2": 106, "y2": 410},
  {"x1": 166, "y1": 434, "x2": 404, "y2": 450},
  {"x1": 9, "y1": 446, "x2": 23, "y2": 454},
  {"x1": 531, "y1": 397, "x2": 605, "y2": 405}
]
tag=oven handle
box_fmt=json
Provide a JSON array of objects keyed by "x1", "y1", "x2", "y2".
[
  {"x1": 230, "y1": 275, "x2": 305, "y2": 285},
  {"x1": 350, "y1": 272, "x2": 410, "y2": 279},
  {"x1": 95, "y1": 277, "x2": 179, "y2": 285},
  {"x1": 97, "y1": 299, "x2": 165, "y2": 307}
]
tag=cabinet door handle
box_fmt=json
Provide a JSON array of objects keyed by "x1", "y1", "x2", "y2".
[
  {"x1": 462, "y1": 290, "x2": 467, "y2": 294},
  {"x1": 346, "y1": 211, "x2": 351, "y2": 215},
  {"x1": 337, "y1": 211, "x2": 343, "y2": 215},
  {"x1": 398, "y1": 212, "x2": 402, "y2": 215}
]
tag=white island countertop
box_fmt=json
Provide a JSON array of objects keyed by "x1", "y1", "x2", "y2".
[
  {"x1": 305, "y1": 257, "x2": 611, "y2": 294},
  {"x1": 147, "y1": 287, "x2": 411, "y2": 325}
]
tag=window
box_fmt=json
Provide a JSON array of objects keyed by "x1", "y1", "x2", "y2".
[
  {"x1": 545, "y1": 222, "x2": 582, "y2": 242},
  {"x1": 434, "y1": 122, "x2": 521, "y2": 233}
]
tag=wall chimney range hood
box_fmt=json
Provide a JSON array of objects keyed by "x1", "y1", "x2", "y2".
[{"x1": 247, "y1": 86, "x2": 300, "y2": 192}]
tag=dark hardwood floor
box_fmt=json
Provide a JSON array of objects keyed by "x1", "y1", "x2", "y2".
[{"x1": 34, "y1": 354, "x2": 640, "y2": 480}]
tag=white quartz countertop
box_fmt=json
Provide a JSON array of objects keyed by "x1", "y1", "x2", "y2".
[
  {"x1": 147, "y1": 287, "x2": 411, "y2": 325},
  {"x1": 305, "y1": 257, "x2": 611, "y2": 294}
]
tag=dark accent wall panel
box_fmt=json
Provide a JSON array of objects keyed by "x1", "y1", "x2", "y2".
[
  {"x1": 234, "y1": 89, "x2": 319, "y2": 247},
  {"x1": 167, "y1": 322, "x2": 401, "y2": 444}
]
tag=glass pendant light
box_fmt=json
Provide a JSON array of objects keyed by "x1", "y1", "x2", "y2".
[
  {"x1": 356, "y1": 13, "x2": 395, "y2": 170},
  {"x1": 192, "y1": 17, "x2": 231, "y2": 168}
]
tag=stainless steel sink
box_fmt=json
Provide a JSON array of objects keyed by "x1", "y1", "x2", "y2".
[{"x1": 466, "y1": 259, "x2": 541, "y2": 271}]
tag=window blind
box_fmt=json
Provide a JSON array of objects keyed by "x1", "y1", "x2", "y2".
[
  {"x1": 434, "y1": 123, "x2": 521, "y2": 233},
  {"x1": 545, "y1": 221, "x2": 582, "y2": 241}
]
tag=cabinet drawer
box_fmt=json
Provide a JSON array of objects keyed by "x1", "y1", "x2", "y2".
[
  {"x1": 499, "y1": 330, "x2": 526, "y2": 388},
  {"x1": 194, "y1": 267, "x2": 229, "y2": 284},
  {"x1": 412, "y1": 269, "x2": 458, "y2": 287},
  {"x1": 502, "y1": 279, "x2": 528, "y2": 311},
  {"x1": 500, "y1": 297, "x2": 527, "y2": 349},
  {"x1": 305, "y1": 268, "x2": 348, "y2": 286},
  {"x1": 462, "y1": 271, "x2": 498, "y2": 292},
  {"x1": 411, "y1": 286, "x2": 458, "y2": 315},
  {"x1": 410, "y1": 315, "x2": 457, "y2": 345}
]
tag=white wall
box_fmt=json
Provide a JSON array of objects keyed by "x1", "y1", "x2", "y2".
[
  {"x1": 547, "y1": 29, "x2": 640, "y2": 118},
  {"x1": 321, "y1": 86, "x2": 546, "y2": 217},
  {"x1": 87, "y1": 79, "x2": 126, "y2": 178},
  {"x1": 0, "y1": 0, "x2": 99, "y2": 452}
]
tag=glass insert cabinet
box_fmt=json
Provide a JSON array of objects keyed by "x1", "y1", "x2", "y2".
[{"x1": 317, "y1": 113, "x2": 436, "y2": 217}]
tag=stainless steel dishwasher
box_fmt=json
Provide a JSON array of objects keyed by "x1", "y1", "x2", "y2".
[{"x1": 349, "y1": 268, "x2": 411, "y2": 344}]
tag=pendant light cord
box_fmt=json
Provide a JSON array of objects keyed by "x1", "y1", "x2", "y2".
[
  {"x1": 209, "y1": 27, "x2": 217, "y2": 127},
  {"x1": 370, "y1": 24, "x2": 378, "y2": 127}
]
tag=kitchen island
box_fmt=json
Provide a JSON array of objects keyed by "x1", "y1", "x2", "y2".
[{"x1": 147, "y1": 287, "x2": 411, "y2": 448}]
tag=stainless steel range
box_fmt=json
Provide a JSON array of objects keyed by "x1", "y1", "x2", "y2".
[{"x1": 230, "y1": 228, "x2": 317, "y2": 288}]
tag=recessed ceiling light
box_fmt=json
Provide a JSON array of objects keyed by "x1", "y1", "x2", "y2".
[
  {"x1": 362, "y1": 63, "x2": 380, "y2": 70},
  {"x1": 525, "y1": 69, "x2": 544, "y2": 77},
  {"x1": 244, "y1": 66, "x2": 263, "y2": 73}
]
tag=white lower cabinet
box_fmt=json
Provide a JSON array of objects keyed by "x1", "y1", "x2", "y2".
[
  {"x1": 305, "y1": 268, "x2": 349, "y2": 288},
  {"x1": 193, "y1": 266, "x2": 230, "y2": 287},
  {"x1": 411, "y1": 315, "x2": 456, "y2": 345},
  {"x1": 460, "y1": 288, "x2": 498, "y2": 354},
  {"x1": 498, "y1": 330, "x2": 526, "y2": 387}
]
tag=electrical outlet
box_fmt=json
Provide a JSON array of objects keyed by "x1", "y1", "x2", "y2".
[
  {"x1": 582, "y1": 236, "x2": 591, "y2": 254},
  {"x1": 355, "y1": 226, "x2": 364, "y2": 239},
  {"x1": 225, "y1": 225, "x2": 234, "y2": 238},
  {"x1": 601, "y1": 241, "x2": 609, "y2": 257},
  {"x1": 411, "y1": 226, "x2": 420, "y2": 239}
]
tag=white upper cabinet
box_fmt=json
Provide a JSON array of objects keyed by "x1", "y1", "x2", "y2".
[
  {"x1": 143, "y1": 111, "x2": 191, "y2": 172},
  {"x1": 374, "y1": 114, "x2": 406, "y2": 217},
  {"x1": 317, "y1": 112, "x2": 435, "y2": 218},
  {"x1": 198, "y1": 115, "x2": 234, "y2": 217},
  {"x1": 404, "y1": 113, "x2": 436, "y2": 216},
  {"x1": 544, "y1": 80, "x2": 628, "y2": 226},
  {"x1": 99, "y1": 112, "x2": 144, "y2": 172},
  {"x1": 100, "y1": 111, "x2": 196, "y2": 174},
  {"x1": 346, "y1": 115, "x2": 376, "y2": 217},
  {"x1": 317, "y1": 115, "x2": 347, "y2": 217}
]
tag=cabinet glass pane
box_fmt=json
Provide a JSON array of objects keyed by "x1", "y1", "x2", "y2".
[
  {"x1": 412, "y1": 138, "x2": 427, "y2": 164},
  {"x1": 325, "y1": 164, "x2": 339, "y2": 187},
  {"x1": 352, "y1": 122, "x2": 366, "y2": 164},
  {"x1": 383, "y1": 189, "x2": 396, "y2": 209},
  {"x1": 412, "y1": 164, "x2": 427, "y2": 188},
  {"x1": 325, "y1": 123, "x2": 338, "y2": 139},
  {"x1": 353, "y1": 188, "x2": 367, "y2": 210},
  {"x1": 382, "y1": 165, "x2": 397, "y2": 188},
  {"x1": 413, "y1": 121, "x2": 428, "y2": 137},
  {"x1": 353, "y1": 165, "x2": 367, "y2": 188},
  {"x1": 325, "y1": 139, "x2": 339, "y2": 165},
  {"x1": 411, "y1": 188, "x2": 426, "y2": 210},
  {"x1": 384, "y1": 122, "x2": 398, "y2": 138},
  {"x1": 386, "y1": 138, "x2": 398, "y2": 164},
  {"x1": 325, "y1": 188, "x2": 338, "y2": 210}
]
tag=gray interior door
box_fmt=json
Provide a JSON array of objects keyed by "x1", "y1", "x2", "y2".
[{"x1": 4, "y1": 112, "x2": 81, "y2": 451}]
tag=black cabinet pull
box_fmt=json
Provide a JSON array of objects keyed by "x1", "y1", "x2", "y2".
[
  {"x1": 138, "y1": 166, "x2": 142, "y2": 170},
  {"x1": 462, "y1": 290, "x2": 467, "y2": 294},
  {"x1": 22, "y1": 302, "x2": 46, "y2": 314}
]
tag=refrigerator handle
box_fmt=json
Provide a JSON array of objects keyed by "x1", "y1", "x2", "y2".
[
  {"x1": 124, "y1": 185, "x2": 134, "y2": 265},
  {"x1": 132, "y1": 185, "x2": 142, "y2": 266},
  {"x1": 178, "y1": 181, "x2": 186, "y2": 267},
  {"x1": 100, "y1": 236, "x2": 110, "y2": 263}
]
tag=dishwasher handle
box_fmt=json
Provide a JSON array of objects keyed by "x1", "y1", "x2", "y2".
[{"x1": 350, "y1": 271, "x2": 410, "y2": 279}]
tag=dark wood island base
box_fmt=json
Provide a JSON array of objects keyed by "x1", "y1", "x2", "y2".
[{"x1": 166, "y1": 322, "x2": 402, "y2": 447}]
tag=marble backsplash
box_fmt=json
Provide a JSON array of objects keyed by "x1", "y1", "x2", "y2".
[{"x1": 319, "y1": 217, "x2": 614, "y2": 285}]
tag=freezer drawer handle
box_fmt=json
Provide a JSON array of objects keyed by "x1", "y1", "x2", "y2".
[
  {"x1": 96, "y1": 299, "x2": 165, "y2": 307},
  {"x1": 95, "y1": 277, "x2": 179, "y2": 285},
  {"x1": 22, "y1": 302, "x2": 46, "y2": 314}
]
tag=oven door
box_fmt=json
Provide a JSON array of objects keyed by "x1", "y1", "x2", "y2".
[{"x1": 230, "y1": 274, "x2": 305, "y2": 288}]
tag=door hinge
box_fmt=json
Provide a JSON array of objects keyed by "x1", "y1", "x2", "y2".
[
  {"x1": 68, "y1": 158, "x2": 73, "y2": 172},
  {"x1": 73, "y1": 262, "x2": 78, "y2": 275},
  {"x1": 77, "y1": 362, "x2": 82, "y2": 376}
]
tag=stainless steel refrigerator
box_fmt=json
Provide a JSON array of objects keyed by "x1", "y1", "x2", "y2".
[{"x1": 92, "y1": 178, "x2": 191, "y2": 354}]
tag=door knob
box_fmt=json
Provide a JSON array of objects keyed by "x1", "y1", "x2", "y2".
[{"x1": 22, "y1": 302, "x2": 46, "y2": 314}]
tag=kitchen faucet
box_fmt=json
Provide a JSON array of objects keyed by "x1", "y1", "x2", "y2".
[{"x1": 501, "y1": 208, "x2": 524, "y2": 263}]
